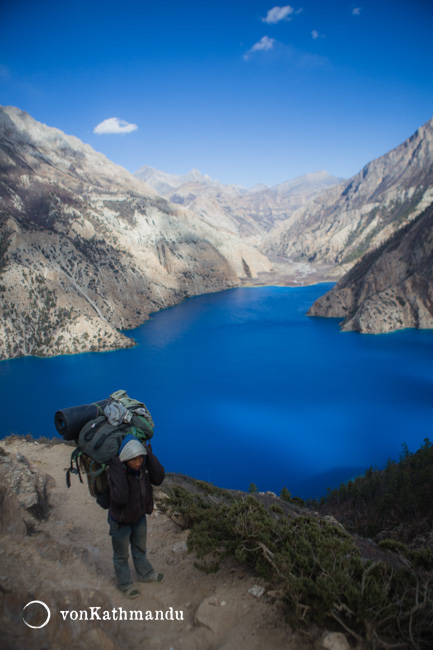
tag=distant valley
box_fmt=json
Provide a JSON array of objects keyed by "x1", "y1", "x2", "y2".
[
  {"x1": 1, "y1": 105, "x2": 433, "y2": 360},
  {"x1": 134, "y1": 165, "x2": 343, "y2": 244}
]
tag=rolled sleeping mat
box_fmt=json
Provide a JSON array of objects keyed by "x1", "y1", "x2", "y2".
[{"x1": 54, "y1": 399, "x2": 109, "y2": 441}]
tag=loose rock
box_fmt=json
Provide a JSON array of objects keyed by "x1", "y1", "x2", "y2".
[
  {"x1": 319, "y1": 631, "x2": 351, "y2": 650},
  {"x1": 248, "y1": 585, "x2": 265, "y2": 598}
]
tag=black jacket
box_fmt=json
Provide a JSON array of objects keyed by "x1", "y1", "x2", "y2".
[{"x1": 108, "y1": 444, "x2": 165, "y2": 524}]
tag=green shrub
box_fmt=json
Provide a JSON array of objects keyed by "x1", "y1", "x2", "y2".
[
  {"x1": 378, "y1": 538, "x2": 409, "y2": 555},
  {"x1": 164, "y1": 483, "x2": 433, "y2": 647},
  {"x1": 280, "y1": 486, "x2": 291, "y2": 502}
]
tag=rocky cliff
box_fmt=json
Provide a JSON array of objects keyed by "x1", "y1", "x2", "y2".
[
  {"x1": 261, "y1": 117, "x2": 433, "y2": 276},
  {"x1": 0, "y1": 106, "x2": 271, "y2": 360},
  {"x1": 307, "y1": 203, "x2": 433, "y2": 333}
]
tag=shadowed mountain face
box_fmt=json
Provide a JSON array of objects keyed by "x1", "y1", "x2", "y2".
[
  {"x1": 134, "y1": 166, "x2": 344, "y2": 245},
  {"x1": 260, "y1": 117, "x2": 433, "y2": 276},
  {"x1": 308, "y1": 203, "x2": 433, "y2": 333},
  {"x1": 0, "y1": 106, "x2": 271, "y2": 360}
]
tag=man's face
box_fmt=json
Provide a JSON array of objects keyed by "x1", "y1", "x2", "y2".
[{"x1": 126, "y1": 455, "x2": 144, "y2": 471}]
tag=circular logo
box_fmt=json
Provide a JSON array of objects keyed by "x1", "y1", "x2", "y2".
[{"x1": 23, "y1": 600, "x2": 51, "y2": 629}]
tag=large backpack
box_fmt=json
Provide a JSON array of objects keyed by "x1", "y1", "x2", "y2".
[{"x1": 61, "y1": 390, "x2": 155, "y2": 508}]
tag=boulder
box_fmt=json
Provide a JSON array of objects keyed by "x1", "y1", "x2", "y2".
[
  {"x1": 0, "y1": 487, "x2": 27, "y2": 541},
  {"x1": 0, "y1": 448, "x2": 55, "y2": 521},
  {"x1": 319, "y1": 631, "x2": 351, "y2": 650}
]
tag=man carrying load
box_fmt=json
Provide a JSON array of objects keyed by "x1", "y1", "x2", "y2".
[{"x1": 108, "y1": 434, "x2": 165, "y2": 599}]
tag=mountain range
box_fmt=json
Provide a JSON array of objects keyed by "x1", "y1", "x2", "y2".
[
  {"x1": 1, "y1": 104, "x2": 433, "y2": 359},
  {"x1": 134, "y1": 166, "x2": 343, "y2": 244}
]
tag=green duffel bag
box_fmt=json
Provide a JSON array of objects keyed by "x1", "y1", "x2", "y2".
[
  {"x1": 109, "y1": 389, "x2": 155, "y2": 429},
  {"x1": 130, "y1": 412, "x2": 154, "y2": 440}
]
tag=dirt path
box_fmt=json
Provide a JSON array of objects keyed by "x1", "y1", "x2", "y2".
[{"x1": 0, "y1": 438, "x2": 324, "y2": 650}]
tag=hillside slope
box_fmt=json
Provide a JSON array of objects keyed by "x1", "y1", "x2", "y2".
[
  {"x1": 308, "y1": 204, "x2": 433, "y2": 333},
  {"x1": 319, "y1": 438, "x2": 433, "y2": 544},
  {"x1": 1, "y1": 436, "x2": 431, "y2": 649},
  {"x1": 261, "y1": 117, "x2": 433, "y2": 277},
  {"x1": 0, "y1": 437, "x2": 328, "y2": 650},
  {"x1": 0, "y1": 106, "x2": 271, "y2": 360}
]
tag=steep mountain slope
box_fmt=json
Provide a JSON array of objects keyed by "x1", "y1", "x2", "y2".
[
  {"x1": 261, "y1": 117, "x2": 433, "y2": 275},
  {"x1": 0, "y1": 106, "x2": 271, "y2": 360},
  {"x1": 135, "y1": 166, "x2": 343, "y2": 244},
  {"x1": 307, "y1": 203, "x2": 433, "y2": 333}
]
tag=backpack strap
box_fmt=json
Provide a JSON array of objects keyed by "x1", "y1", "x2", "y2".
[
  {"x1": 93, "y1": 402, "x2": 106, "y2": 417},
  {"x1": 66, "y1": 447, "x2": 84, "y2": 488},
  {"x1": 89, "y1": 460, "x2": 107, "y2": 479}
]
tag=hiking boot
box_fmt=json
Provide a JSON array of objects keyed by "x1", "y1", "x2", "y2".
[
  {"x1": 119, "y1": 584, "x2": 141, "y2": 599},
  {"x1": 140, "y1": 571, "x2": 165, "y2": 583}
]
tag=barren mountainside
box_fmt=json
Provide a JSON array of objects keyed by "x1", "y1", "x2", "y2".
[
  {"x1": 135, "y1": 166, "x2": 343, "y2": 245},
  {"x1": 261, "y1": 117, "x2": 433, "y2": 276},
  {"x1": 308, "y1": 203, "x2": 433, "y2": 333},
  {"x1": 0, "y1": 106, "x2": 271, "y2": 360}
]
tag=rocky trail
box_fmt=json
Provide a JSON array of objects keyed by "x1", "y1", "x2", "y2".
[{"x1": 0, "y1": 437, "x2": 352, "y2": 650}]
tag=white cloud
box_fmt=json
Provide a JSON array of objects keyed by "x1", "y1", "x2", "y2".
[
  {"x1": 262, "y1": 5, "x2": 295, "y2": 24},
  {"x1": 311, "y1": 30, "x2": 325, "y2": 39},
  {"x1": 93, "y1": 117, "x2": 138, "y2": 135},
  {"x1": 251, "y1": 35, "x2": 276, "y2": 52},
  {"x1": 352, "y1": 7, "x2": 361, "y2": 15},
  {"x1": 243, "y1": 36, "x2": 277, "y2": 60}
]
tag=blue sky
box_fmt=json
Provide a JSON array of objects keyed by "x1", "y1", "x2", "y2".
[{"x1": 1, "y1": 0, "x2": 432, "y2": 187}]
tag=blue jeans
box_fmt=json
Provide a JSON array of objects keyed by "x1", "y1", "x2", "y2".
[{"x1": 108, "y1": 514, "x2": 154, "y2": 590}]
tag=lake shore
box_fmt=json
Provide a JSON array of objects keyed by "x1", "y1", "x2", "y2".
[
  {"x1": 0, "y1": 259, "x2": 334, "y2": 364},
  {"x1": 240, "y1": 258, "x2": 338, "y2": 288}
]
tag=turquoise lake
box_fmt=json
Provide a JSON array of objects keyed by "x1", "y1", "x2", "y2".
[{"x1": 1, "y1": 284, "x2": 433, "y2": 499}]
